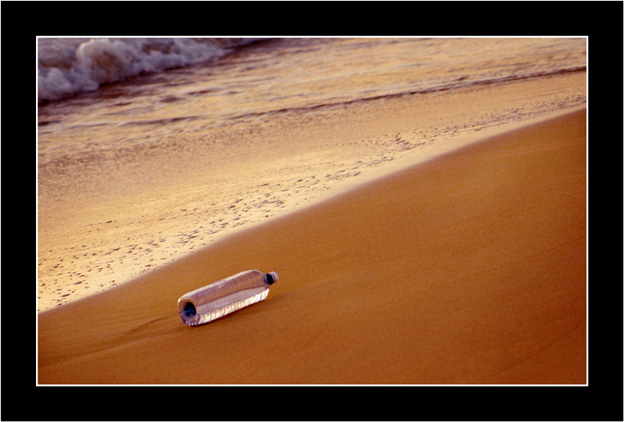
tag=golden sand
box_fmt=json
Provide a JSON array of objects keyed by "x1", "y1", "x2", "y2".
[{"x1": 38, "y1": 107, "x2": 586, "y2": 384}]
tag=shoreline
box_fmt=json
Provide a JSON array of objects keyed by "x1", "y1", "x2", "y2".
[
  {"x1": 37, "y1": 71, "x2": 586, "y2": 312},
  {"x1": 38, "y1": 107, "x2": 587, "y2": 384}
]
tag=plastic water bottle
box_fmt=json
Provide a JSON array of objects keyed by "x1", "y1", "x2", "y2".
[{"x1": 178, "y1": 270, "x2": 278, "y2": 326}]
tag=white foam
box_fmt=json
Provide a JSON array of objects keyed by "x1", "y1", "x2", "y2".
[{"x1": 38, "y1": 38, "x2": 243, "y2": 102}]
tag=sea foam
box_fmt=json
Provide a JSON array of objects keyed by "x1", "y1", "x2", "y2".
[{"x1": 37, "y1": 38, "x2": 259, "y2": 103}]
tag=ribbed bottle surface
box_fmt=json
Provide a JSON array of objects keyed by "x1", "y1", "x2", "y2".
[{"x1": 178, "y1": 270, "x2": 277, "y2": 326}]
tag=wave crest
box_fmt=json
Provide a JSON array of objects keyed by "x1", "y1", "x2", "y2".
[{"x1": 38, "y1": 38, "x2": 259, "y2": 103}]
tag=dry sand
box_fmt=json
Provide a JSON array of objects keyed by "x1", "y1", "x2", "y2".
[{"x1": 38, "y1": 107, "x2": 586, "y2": 385}]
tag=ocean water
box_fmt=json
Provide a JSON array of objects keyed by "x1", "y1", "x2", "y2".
[
  {"x1": 38, "y1": 37, "x2": 586, "y2": 161},
  {"x1": 39, "y1": 37, "x2": 587, "y2": 102},
  {"x1": 37, "y1": 37, "x2": 587, "y2": 310}
]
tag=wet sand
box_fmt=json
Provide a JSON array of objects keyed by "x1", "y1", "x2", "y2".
[
  {"x1": 37, "y1": 72, "x2": 586, "y2": 311},
  {"x1": 38, "y1": 107, "x2": 586, "y2": 385}
]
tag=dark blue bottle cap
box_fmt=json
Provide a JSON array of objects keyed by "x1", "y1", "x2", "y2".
[{"x1": 265, "y1": 271, "x2": 278, "y2": 285}]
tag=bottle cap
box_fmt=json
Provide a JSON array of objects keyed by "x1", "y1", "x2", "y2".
[{"x1": 265, "y1": 271, "x2": 279, "y2": 285}]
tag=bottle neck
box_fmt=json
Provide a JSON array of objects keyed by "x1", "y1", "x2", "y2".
[{"x1": 265, "y1": 271, "x2": 278, "y2": 285}]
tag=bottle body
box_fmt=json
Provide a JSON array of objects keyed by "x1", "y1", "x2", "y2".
[{"x1": 178, "y1": 270, "x2": 278, "y2": 326}]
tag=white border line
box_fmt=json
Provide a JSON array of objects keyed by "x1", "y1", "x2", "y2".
[{"x1": 36, "y1": 36, "x2": 588, "y2": 387}]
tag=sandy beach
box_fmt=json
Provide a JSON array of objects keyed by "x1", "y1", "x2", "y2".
[
  {"x1": 38, "y1": 105, "x2": 586, "y2": 384},
  {"x1": 37, "y1": 69, "x2": 587, "y2": 312}
]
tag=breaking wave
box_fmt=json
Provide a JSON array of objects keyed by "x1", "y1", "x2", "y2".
[{"x1": 38, "y1": 37, "x2": 262, "y2": 103}]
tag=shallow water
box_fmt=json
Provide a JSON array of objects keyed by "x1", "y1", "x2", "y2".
[{"x1": 38, "y1": 38, "x2": 586, "y2": 161}]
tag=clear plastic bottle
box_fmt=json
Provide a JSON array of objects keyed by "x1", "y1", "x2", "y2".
[{"x1": 178, "y1": 270, "x2": 278, "y2": 326}]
